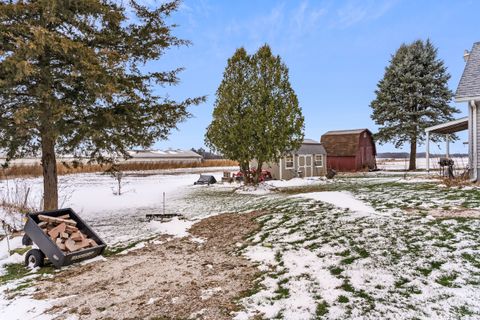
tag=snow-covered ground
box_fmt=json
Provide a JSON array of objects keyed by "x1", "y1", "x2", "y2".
[
  {"x1": 1, "y1": 170, "x2": 480, "y2": 319},
  {"x1": 377, "y1": 157, "x2": 469, "y2": 171},
  {"x1": 234, "y1": 175, "x2": 480, "y2": 320}
]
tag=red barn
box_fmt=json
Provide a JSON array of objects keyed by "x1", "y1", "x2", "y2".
[{"x1": 321, "y1": 129, "x2": 377, "y2": 171}]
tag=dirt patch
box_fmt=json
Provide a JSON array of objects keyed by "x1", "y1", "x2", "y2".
[
  {"x1": 33, "y1": 211, "x2": 265, "y2": 320},
  {"x1": 429, "y1": 208, "x2": 480, "y2": 219}
]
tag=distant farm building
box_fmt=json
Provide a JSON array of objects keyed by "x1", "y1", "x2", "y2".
[
  {"x1": 0, "y1": 149, "x2": 203, "y2": 166},
  {"x1": 321, "y1": 129, "x2": 377, "y2": 171},
  {"x1": 252, "y1": 139, "x2": 327, "y2": 180},
  {"x1": 126, "y1": 149, "x2": 203, "y2": 164}
]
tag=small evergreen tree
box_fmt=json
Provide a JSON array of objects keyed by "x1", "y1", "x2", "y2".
[
  {"x1": 370, "y1": 39, "x2": 458, "y2": 170},
  {"x1": 0, "y1": 0, "x2": 204, "y2": 209},
  {"x1": 205, "y1": 45, "x2": 304, "y2": 183}
]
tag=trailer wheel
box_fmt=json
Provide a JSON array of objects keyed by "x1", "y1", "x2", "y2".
[
  {"x1": 25, "y1": 249, "x2": 45, "y2": 268},
  {"x1": 22, "y1": 234, "x2": 33, "y2": 246}
]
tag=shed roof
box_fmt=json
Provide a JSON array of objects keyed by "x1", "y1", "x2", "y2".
[
  {"x1": 294, "y1": 139, "x2": 326, "y2": 155},
  {"x1": 456, "y1": 42, "x2": 480, "y2": 102},
  {"x1": 321, "y1": 129, "x2": 375, "y2": 157}
]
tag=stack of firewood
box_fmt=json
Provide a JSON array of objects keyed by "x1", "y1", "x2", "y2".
[{"x1": 38, "y1": 214, "x2": 98, "y2": 253}]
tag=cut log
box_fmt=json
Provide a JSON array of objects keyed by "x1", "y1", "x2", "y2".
[
  {"x1": 76, "y1": 239, "x2": 91, "y2": 250},
  {"x1": 48, "y1": 223, "x2": 67, "y2": 240},
  {"x1": 56, "y1": 238, "x2": 66, "y2": 251},
  {"x1": 71, "y1": 232, "x2": 83, "y2": 242},
  {"x1": 88, "y1": 239, "x2": 98, "y2": 247},
  {"x1": 57, "y1": 214, "x2": 70, "y2": 219},
  {"x1": 37, "y1": 221, "x2": 47, "y2": 228},
  {"x1": 38, "y1": 215, "x2": 77, "y2": 226},
  {"x1": 60, "y1": 232, "x2": 69, "y2": 239},
  {"x1": 65, "y1": 239, "x2": 77, "y2": 252},
  {"x1": 65, "y1": 225, "x2": 79, "y2": 233}
]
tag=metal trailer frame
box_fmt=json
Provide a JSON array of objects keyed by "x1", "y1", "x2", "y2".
[{"x1": 24, "y1": 208, "x2": 106, "y2": 268}]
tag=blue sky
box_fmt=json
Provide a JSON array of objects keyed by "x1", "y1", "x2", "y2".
[{"x1": 150, "y1": 0, "x2": 478, "y2": 154}]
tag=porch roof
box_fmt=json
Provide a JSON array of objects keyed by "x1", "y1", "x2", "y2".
[{"x1": 425, "y1": 117, "x2": 468, "y2": 134}]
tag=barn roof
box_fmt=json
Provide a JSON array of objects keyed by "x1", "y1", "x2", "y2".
[
  {"x1": 321, "y1": 129, "x2": 376, "y2": 157},
  {"x1": 456, "y1": 42, "x2": 480, "y2": 102},
  {"x1": 296, "y1": 139, "x2": 326, "y2": 155},
  {"x1": 322, "y1": 129, "x2": 367, "y2": 135}
]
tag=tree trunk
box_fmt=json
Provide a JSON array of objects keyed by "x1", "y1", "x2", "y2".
[
  {"x1": 254, "y1": 161, "x2": 263, "y2": 184},
  {"x1": 240, "y1": 161, "x2": 250, "y2": 184},
  {"x1": 409, "y1": 136, "x2": 417, "y2": 171},
  {"x1": 41, "y1": 135, "x2": 58, "y2": 210}
]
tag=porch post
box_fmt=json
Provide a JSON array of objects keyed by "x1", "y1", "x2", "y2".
[
  {"x1": 426, "y1": 131, "x2": 430, "y2": 172},
  {"x1": 446, "y1": 134, "x2": 450, "y2": 158}
]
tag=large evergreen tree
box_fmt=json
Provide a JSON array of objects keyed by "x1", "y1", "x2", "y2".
[
  {"x1": 0, "y1": 0, "x2": 203, "y2": 209},
  {"x1": 205, "y1": 45, "x2": 304, "y2": 183},
  {"x1": 370, "y1": 39, "x2": 458, "y2": 170},
  {"x1": 205, "y1": 48, "x2": 254, "y2": 178}
]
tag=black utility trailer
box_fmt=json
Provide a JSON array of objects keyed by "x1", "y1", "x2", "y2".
[
  {"x1": 23, "y1": 208, "x2": 106, "y2": 268},
  {"x1": 194, "y1": 175, "x2": 217, "y2": 185}
]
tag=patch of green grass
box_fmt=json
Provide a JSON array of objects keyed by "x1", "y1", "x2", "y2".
[
  {"x1": 416, "y1": 260, "x2": 445, "y2": 277},
  {"x1": 0, "y1": 264, "x2": 30, "y2": 284},
  {"x1": 274, "y1": 251, "x2": 282, "y2": 263},
  {"x1": 353, "y1": 246, "x2": 370, "y2": 258},
  {"x1": 436, "y1": 273, "x2": 458, "y2": 288},
  {"x1": 453, "y1": 305, "x2": 475, "y2": 317},
  {"x1": 337, "y1": 295, "x2": 349, "y2": 303},
  {"x1": 416, "y1": 267, "x2": 433, "y2": 277},
  {"x1": 337, "y1": 250, "x2": 350, "y2": 257},
  {"x1": 329, "y1": 266, "x2": 344, "y2": 276},
  {"x1": 394, "y1": 277, "x2": 410, "y2": 288},
  {"x1": 315, "y1": 301, "x2": 329, "y2": 317},
  {"x1": 10, "y1": 246, "x2": 31, "y2": 256},
  {"x1": 462, "y1": 253, "x2": 480, "y2": 268},
  {"x1": 273, "y1": 278, "x2": 290, "y2": 300},
  {"x1": 339, "y1": 280, "x2": 355, "y2": 292},
  {"x1": 340, "y1": 256, "x2": 357, "y2": 265}
]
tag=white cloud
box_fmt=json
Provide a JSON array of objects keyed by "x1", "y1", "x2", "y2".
[
  {"x1": 333, "y1": 0, "x2": 397, "y2": 28},
  {"x1": 223, "y1": 1, "x2": 327, "y2": 53}
]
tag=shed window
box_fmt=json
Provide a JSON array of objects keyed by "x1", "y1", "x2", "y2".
[
  {"x1": 285, "y1": 154, "x2": 294, "y2": 169},
  {"x1": 314, "y1": 155, "x2": 324, "y2": 167}
]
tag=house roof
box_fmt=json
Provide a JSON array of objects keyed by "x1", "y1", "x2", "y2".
[
  {"x1": 128, "y1": 149, "x2": 202, "y2": 159},
  {"x1": 321, "y1": 129, "x2": 376, "y2": 157},
  {"x1": 295, "y1": 139, "x2": 326, "y2": 155},
  {"x1": 456, "y1": 42, "x2": 480, "y2": 102}
]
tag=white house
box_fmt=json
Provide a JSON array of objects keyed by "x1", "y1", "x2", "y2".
[{"x1": 425, "y1": 42, "x2": 480, "y2": 180}]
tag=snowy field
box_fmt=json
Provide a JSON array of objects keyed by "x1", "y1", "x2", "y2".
[
  {"x1": 377, "y1": 157, "x2": 469, "y2": 172},
  {"x1": 1, "y1": 169, "x2": 480, "y2": 319}
]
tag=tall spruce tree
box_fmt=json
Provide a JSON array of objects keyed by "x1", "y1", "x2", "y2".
[
  {"x1": 0, "y1": 0, "x2": 204, "y2": 209},
  {"x1": 371, "y1": 39, "x2": 458, "y2": 170},
  {"x1": 205, "y1": 45, "x2": 304, "y2": 183}
]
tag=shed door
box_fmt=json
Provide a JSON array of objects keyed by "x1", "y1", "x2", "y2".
[
  {"x1": 298, "y1": 155, "x2": 305, "y2": 177},
  {"x1": 305, "y1": 155, "x2": 312, "y2": 177}
]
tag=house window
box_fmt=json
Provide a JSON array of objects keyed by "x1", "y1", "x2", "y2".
[
  {"x1": 285, "y1": 154, "x2": 294, "y2": 169},
  {"x1": 314, "y1": 154, "x2": 324, "y2": 167}
]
